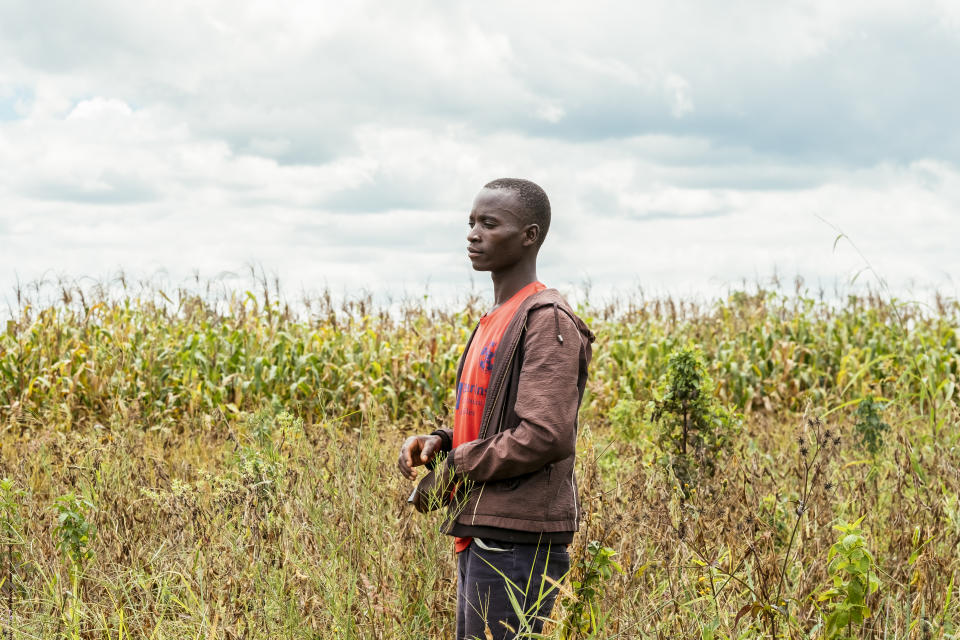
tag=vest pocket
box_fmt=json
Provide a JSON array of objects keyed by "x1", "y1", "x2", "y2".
[
  {"x1": 502, "y1": 477, "x2": 521, "y2": 491},
  {"x1": 492, "y1": 470, "x2": 534, "y2": 492}
]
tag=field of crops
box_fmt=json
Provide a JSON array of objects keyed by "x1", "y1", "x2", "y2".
[{"x1": 0, "y1": 277, "x2": 958, "y2": 639}]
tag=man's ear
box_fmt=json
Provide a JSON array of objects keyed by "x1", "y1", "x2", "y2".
[{"x1": 523, "y1": 223, "x2": 540, "y2": 247}]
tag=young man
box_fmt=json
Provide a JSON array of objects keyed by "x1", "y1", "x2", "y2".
[{"x1": 397, "y1": 178, "x2": 595, "y2": 640}]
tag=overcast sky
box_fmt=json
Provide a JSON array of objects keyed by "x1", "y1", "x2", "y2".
[{"x1": 1, "y1": 0, "x2": 959, "y2": 308}]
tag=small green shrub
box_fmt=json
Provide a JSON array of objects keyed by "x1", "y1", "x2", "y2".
[
  {"x1": 0, "y1": 477, "x2": 24, "y2": 546},
  {"x1": 817, "y1": 516, "x2": 880, "y2": 639},
  {"x1": 52, "y1": 493, "x2": 96, "y2": 569},
  {"x1": 854, "y1": 396, "x2": 890, "y2": 456},
  {"x1": 561, "y1": 541, "x2": 623, "y2": 638},
  {"x1": 648, "y1": 346, "x2": 741, "y2": 494}
]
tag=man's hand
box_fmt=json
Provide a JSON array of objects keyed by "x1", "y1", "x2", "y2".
[{"x1": 398, "y1": 434, "x2": 443, "y2": 480}]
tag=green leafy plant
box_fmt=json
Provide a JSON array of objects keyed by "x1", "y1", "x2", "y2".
[
  {"x1": 649, "y1": 346, "x2": 741, "y2": 494},
  {"x1": 233, "y1": 408, "x2": 300, "y2": 485},
  {"x1": 53, "y1": 493, "x2": 96, "y2": 569},
  {"x1": 609, "y1": 394, "x2": 644, "y2": 443},
  {"x1": 817, "y1": 516, "x2": 880, "y2": 639},
  {"x1": 561, "y1": 540, "x2": 623, "y2": 638},
  {"x1": 854, "y1": 395, "x2": 890, "y2": 456},
  {"x1": 51, "y1": 492, "x2": 96, "y2": 636}
]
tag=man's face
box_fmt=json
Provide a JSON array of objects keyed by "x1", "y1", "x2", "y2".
[{"x1": 466, "y1": 188, "x2": 536, "y2": 272}]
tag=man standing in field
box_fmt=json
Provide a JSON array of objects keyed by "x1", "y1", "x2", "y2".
[{"x1": 397, "y1": 178, "x2": 595, "y2": 639}]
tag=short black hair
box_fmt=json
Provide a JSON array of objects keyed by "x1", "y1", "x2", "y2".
[{"x1": 483, "y1": 178, "x2": 551, "y2": 247}]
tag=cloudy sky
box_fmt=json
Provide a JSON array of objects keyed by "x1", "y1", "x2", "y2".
[{"x1": 1, "y1": 0, "x2": 959, "y2": 308}]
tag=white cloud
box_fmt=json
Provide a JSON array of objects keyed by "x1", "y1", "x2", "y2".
[
  {"x1": 1, "y1": 0, "x2": 959, "y2": 306},
  {"x1": 66, "y1": 97, "x2": 132, "y2": 120},
  {"x1": 536, "y1": 104, "x2": 566, "y2": 124},
  {"x1": 663, "y1": 74, "x2": 693, "y2": 119}
]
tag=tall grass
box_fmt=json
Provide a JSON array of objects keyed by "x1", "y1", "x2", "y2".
[{"x1": 0, "y1": 276, "x2": 957, "y2": 638}]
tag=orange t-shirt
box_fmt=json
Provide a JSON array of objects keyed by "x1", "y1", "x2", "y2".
[{"x1": 453, "y1": 280, "x2": 546, "y2": 553}]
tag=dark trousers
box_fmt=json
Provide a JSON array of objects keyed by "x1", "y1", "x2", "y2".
[{"x1": 456, "y1": 538, "x2": 570, "y2": 640}]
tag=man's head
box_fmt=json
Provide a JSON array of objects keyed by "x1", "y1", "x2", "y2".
[{"x1": 466, "y1": 178, "x2": 551, "y2": 273}]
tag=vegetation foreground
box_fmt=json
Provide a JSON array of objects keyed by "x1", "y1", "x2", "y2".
[{"x1": 0, "y1": 278, "x2": 958, "y2": 639}]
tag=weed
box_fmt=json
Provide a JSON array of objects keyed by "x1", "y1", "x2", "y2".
[
  {"x1": 561, "y1": 540, "x2": 623, "y2": 638},
  {"x1": 816, "y1": 516, "x2": 880, "y2": 639},
  {"x1": 608, "y1": 396, "x2": 645, "y2": 443},
  {"x1": 649, "y1": 345, "x2": 741, "y2": 495},
  {"x1": 52, "y1": 492, "x2": 95, "y2": 570},
  {"x1": 51, "y1": 492, "x2": 96, "y2": 638},
  {"x1": 854, "y1": 395, "x2": 890, "y2": 456}
]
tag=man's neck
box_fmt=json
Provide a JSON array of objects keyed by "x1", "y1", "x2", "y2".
[{"x1": 490, "y1": 261, "x2": 539, "y2": 308}]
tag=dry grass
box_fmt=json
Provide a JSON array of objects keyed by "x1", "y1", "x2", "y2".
[{"x1": 0, "y1": 276, "x2": 957, "y2": 638}]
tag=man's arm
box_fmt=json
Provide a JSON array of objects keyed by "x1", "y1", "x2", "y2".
[{"x1": 445, "y1": 306, "x2": 581, "y2": 483}]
